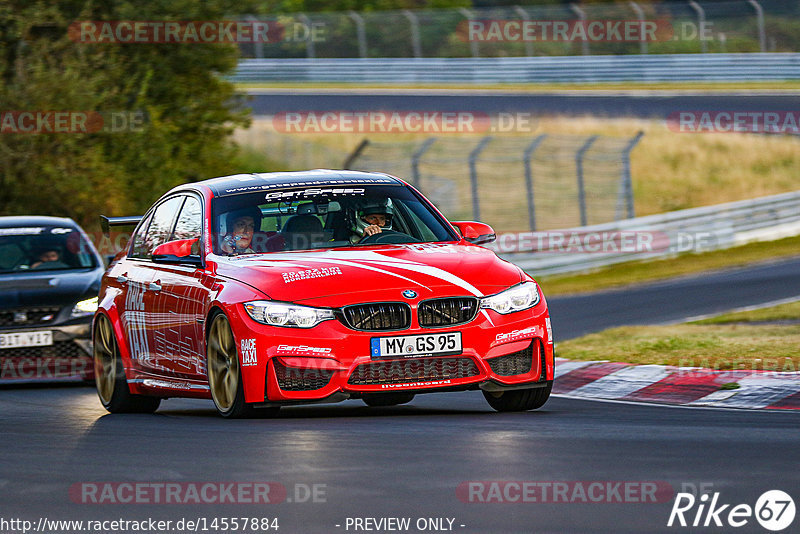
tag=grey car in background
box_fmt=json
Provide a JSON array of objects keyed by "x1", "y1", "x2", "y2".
[{"x1": 0, "y1": 216, "x2": 104, "y2": 383}]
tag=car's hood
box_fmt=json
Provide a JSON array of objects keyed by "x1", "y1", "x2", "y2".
[
  {"x1": 212, "y1": 243, "x2": 524, "y2": 306},
  {"x1": 0, "y1": 269, "x2": 103, "y2": 309}
]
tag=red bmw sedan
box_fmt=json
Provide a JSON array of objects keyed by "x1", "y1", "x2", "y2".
[{"x1": 94, "y1": 170, "x2": 553, "y2": 417}]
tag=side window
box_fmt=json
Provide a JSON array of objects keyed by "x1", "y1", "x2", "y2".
[
  {"x1": 129, "y1": 213, "x2": 153, "y2": 260},
  {"x1": 395, "y1": 201, "x2": 436, "y2": 241},
  {"x1": 136, "y1": 196, "x2": 184, "y2": 260},
  {"x1": 172, "y1": 196, "x2": 202, "y2": 242}
]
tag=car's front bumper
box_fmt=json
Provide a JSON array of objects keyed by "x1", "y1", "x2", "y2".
[
  {"x1": 0, "y1": 322, "x2": 93, "y2": 383},
  {"x1": 227, "y1": 302, "x2": 554, "y2": 405}
]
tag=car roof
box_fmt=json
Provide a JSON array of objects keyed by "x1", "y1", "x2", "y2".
[
  {"x1": 0, "y1": 216, "x2": 78, "y2": 229},
  {"x1": 196, "y1": 169, "x2": 405, "y2": 198}
]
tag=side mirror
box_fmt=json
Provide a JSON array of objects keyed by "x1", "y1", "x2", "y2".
[
  {"x1": 152, "y1": 239, "x2": 203, "y2": 266},
  {"x1": 451, "y1": 221, "x2": 496, "y2": 245}
]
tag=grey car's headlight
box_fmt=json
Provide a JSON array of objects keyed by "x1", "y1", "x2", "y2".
[
  {"x1": 244, "y1": 301, "x2": 335, "y2": 328},
  {"x1": 71, "y1": 296, "x2": 99, "y2": 317},
  {"x1": 480, "y1": 282, "x2": 540, "y2": 314}
]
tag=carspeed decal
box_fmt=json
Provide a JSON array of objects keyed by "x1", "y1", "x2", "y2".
[
  {"x1": 276, "y1": 345, "x2": 333, "y2": 355},
  {"x1": 495, "y1": 326, "x2": 537, "y2": 343},
  {"x1": 265, "y1": 188, "x2": 365, "y2": 200}
]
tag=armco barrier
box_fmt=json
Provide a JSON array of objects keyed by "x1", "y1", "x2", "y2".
[
  {"x1": 489, "y1": 190, "x2": 800, "y2": 276},
  {"x1": 231, "y1": 53, "x2": 800, "y2": 84}
]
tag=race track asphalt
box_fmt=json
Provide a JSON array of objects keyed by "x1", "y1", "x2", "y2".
[
  {"x1": 246, "y1": 89, "x2": 800, "y2": 119},
  {"x1": 2, "y1": 259, "x2": 799, "y2": 533},
  {"x1": 547, "y1": 255, "x2": 800, "y2": 340}
]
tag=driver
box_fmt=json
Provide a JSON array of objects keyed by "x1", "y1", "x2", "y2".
[
  {"x1": 30, "y1": 247, "x2": 67, "y2": 269},
  {"x1": 220, "y1": 207, "x2": 261, "y2": 254},
  {"x1": 350, "y1": 200, "x2": 393, "y2": 244}
]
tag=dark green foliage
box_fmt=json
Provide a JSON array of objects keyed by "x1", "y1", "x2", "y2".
[{"x1": 0, "y1": 0, "x2": 260, "y2": 227}]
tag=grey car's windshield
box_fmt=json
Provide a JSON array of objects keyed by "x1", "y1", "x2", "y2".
[
  {"x1": 0, "y1": 225, "x2": 98, "y2": 274},
  {"x1": 212, "y1": 184, "x2": 456, "y2": 254}
]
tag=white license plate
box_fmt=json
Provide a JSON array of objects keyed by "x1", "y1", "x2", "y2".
[
  {"x1": 371, "y1": 332, "x2": 462, "y2": 360},
  {"x1": 0, "y1": 331, "x2": 53, "y2": 349}
]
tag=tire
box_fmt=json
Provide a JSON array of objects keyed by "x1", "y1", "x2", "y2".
[
  {"x1": 362, "y1": 393, "x2": 415, "y2": 407},
  {"x1": 483, "y1": 381, "x2": 552, "y2": 412},
  {"x1": 93, "y1": 315, "x2": 161, "y2": 414},
  {"x1": 207, "y1": 313, "x2": 256, "y2": 418}
]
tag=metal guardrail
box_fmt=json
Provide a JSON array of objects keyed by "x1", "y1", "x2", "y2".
[
  {"x1": 489, "y1": 190, "x2": 800, "y2": 277},
  {"x1": 232, "y1": 53, "x2": 800, "y2": 83},
  {"x1": 237, "y1": 0, "x2": 797, "y2": 59}
]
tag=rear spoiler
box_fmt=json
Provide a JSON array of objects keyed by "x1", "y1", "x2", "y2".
[{"x1": 100, "y1": 215, "x2": 142, "y2": 236}]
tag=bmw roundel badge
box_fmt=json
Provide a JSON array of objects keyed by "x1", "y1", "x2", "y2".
[{"x1": 402, "y1": 290, "x2": 417, "y2": 299}]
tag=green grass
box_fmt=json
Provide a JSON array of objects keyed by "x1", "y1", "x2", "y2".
[
  {"x1": 556, "y1": 298, "x2": 800, "y2": 370},
  {"x1": 691, "y1": 300, "x2": 800, "y2": 324},
  {"x1": 538, "y1": 234, "x2": 800, "y2": 296},
  {"x1": 556, "y1": 323, "x2": 800, "y2": 371}
]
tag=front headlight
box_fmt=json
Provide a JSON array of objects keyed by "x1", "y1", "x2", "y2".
[
  {"x1": 71, "y1": 296, "x2": 99, "y2": 317},
  {"x1": 480, "y1": 282, "x2": 540, "y2": 314},
  {"x1": 244, "y1": 301, "x2": 335, "y2": 328}
]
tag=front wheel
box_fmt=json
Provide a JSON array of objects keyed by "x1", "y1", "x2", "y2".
[
  {"x1": 483, "y1": 382, "x2": 552, "y2": 412},
  {"x1": 93, "y1": 315, "x2": 161, "y2": 414},
  {"x1": 207, "y1": 313, "x2": 253, "y2": 418}
]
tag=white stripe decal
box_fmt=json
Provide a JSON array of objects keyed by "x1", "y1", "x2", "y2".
[
  {"x1": 239, "y1": 249, "x2": 489, "y2": 296},
  {"x1": 263, "y1": 256, "x2": 431, "y2": 290},
  {"x1": 363, "y1": 260, "x2": 484, "y2": 297}
]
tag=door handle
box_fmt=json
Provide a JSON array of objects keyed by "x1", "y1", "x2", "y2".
[{"x1": 148, "y1": 282, "x2": 162, "y2": 292}]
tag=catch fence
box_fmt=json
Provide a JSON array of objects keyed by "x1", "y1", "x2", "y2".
[{"x1": 346, "y1": 133, "x2": 643, "y2": 232}]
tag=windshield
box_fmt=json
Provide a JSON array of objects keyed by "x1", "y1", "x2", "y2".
[
  {"x1": 0, "y1": 225, "x2": 98, "y2": 274},
  {"x1": 212, "y1": 184, "x2": 456, "y2": 254}
]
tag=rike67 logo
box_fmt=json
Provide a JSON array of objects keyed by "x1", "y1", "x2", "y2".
[{"x1": 668, "y1": 490, "x2": 795, "y2": 531}]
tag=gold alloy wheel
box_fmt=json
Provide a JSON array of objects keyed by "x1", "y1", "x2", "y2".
[
  {"x1": 93, "y1": 315, "x2": 117, "y2": 405},
  {"x1": 207, "y1": 314, "x2": 240, "y2": 413}
]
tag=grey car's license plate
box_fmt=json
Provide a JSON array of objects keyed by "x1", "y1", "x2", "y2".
[{"x1": 0, "y1": 331, "x2": 53, "y2": 349}]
